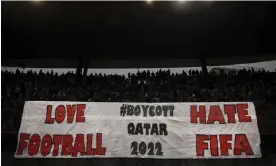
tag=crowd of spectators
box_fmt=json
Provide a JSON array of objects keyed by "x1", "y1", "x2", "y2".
[{"x1": 1, "y1": 68, "x2": 276, "y2": 134}]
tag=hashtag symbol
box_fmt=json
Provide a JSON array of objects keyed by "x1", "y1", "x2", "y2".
[{"x1": 120, "y1": 104, "x2": 127, "y2": 117}]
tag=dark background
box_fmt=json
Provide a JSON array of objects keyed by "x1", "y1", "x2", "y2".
[{"x1": 2, "y1": 1, "x2": 276, "y2": 61}]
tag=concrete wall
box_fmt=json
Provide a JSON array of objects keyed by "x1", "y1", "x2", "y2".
[{"x1": 2, "y1": 56, "x2": 276, "y2": 69}]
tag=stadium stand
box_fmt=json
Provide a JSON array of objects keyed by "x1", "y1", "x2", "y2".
[
  {"x1": 2, "y1": 1, "x2": 276, "y2": 166},
  {"x1": 2, "y1": 69, "x2": 276, "y2": 161}
]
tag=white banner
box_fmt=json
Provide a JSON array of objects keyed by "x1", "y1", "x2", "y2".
[{"x1": 15, "y1": 101, "x2": 261, "y2": 159}]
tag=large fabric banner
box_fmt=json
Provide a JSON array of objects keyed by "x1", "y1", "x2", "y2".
[{"x1": 15, "y1": 101, "x2": 261, "y2": 158}]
